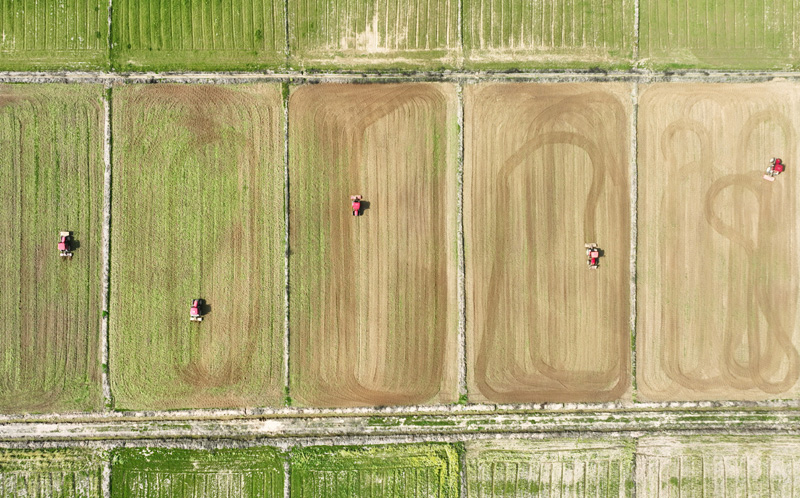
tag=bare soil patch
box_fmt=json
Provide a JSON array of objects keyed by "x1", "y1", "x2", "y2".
[
  {"x1": 638, "y1": 83, "x2": 800, "y2": 401},
  {"x1": 465, "y1": 83, "x2": 632, "y2": 403},
  {"x1": 289, "y1": 83, "x2": 459, "y2": 407}
]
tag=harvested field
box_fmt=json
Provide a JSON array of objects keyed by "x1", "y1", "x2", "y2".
[
  {"x1": 288, "y1": 83, "x2": 459, "y2": 407},
  {"x1": 637, "y1": 83, "x2": 800, "y2": 401},
  {"x1": 0, "y1": 448, "x2": 106, "y2": 497},
  {"x1": 0, "y1": 84, "x2": 104, "y2": 414},
  {"x1": 463, "y1": 0, "x2": 635, "y2": 69},
  {"x1": 637, "y1": 436, "x2": 800, "y2": 496},
  {"x1": 291, "y1": 444, "x2": 459, "y2": 497},
  {"x1": 110, "y1": 84, "x2": 285, "y2": 410},
  {"x1": 639, "y1": 0, "x2": 800, "y2": 69},
  {"x1": 465, "y1": 439, "x2": 634, "y2": 497},
  {"x1": 0, "y1": 0, "x2": 109, "y2": 70},
  {"x1": 111, "y1": 0, "x2": 285, "y2": 71},
  {"x1": 288, "y1": 0, "x2": 460, "y2": 69},
  {"x1": 465, "y1": 83, "x2": 632, "y2": 403},
  {"x1": 112, "y1": 447, "x2": 283, "y2": 497}
]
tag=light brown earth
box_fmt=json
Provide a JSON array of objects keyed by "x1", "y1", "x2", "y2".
[
  {"x1": 465, "y1": 83, "x2": 632, "y2": 403},
  {"x1": 289, "y1": 83, "x2": 459, "y2": 407},
  {"x1": 638, "y1": 83, "x2": 800, "y2": 401}
]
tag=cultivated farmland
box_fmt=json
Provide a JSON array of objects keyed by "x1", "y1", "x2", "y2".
[
  {"x1": 288, "y1": 0, "x2": 460, "y2": 69},
  {"x1": 639, "y1": 0, "x2": 800, "y2": 69},
  {"x1": 0, "y1": 0, "x2": 109, "y2": 70},
  {"x1": 111, "y1": 0, "x2": 285, "y2": 71},
  {"x1": 291, "y1": 444, "x2": 460, "y2": 497},
  {"x1": 637, "y1": 83, "x2": 800, "y2": 401},
  {"x1": 111, "y1": 448, "x2": 283, "y2": 497},
  {"x1": 0, "y1": 448, "x2": 106, "y2": 498},
  {"x1": 463, "y1": 0, "x2": 635, "y2": 69},
  {"x1": 110, "y1": 84, "x2": 285, "y2": 410},
  {"x1": 289, "y1": 83, "x2": 459, "y2": 407},
  {"x1": 465, "y1": 83, "x2": 632, "y2": 403},
  {"x1": 0, "y1": 84, "x2": 104, "y2": 413},
  {"x1": 637, "y1": 437, "x2": 800, "y2": 496},
  {"x1": 465, "y1": 439, "x2": 635, "y2": 497}
]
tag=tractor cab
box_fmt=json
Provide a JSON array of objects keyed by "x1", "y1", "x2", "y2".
[
  {"x1": 190, "y1": 299, "x2": 204, "y2": 322},
  {"x1": 764, "y1": 158, "x2": 785, "y2": 181},
  {"x1": 350, "y1": 195, "x2": 362, "y2": 216},
  {"x1": 585, "y1": 243, "x2": 600, "y2": 269},
  {"x1": 59, "y1": 231, "x2": 73, "y2": 258}
]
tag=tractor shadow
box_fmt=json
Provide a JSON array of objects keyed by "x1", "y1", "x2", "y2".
[
  {"x1": 359, "y1": 200, "x2": 370, "y2": 215},
  {"x1": 71, "y1": 237, "x2": 80, "y2": 251},
  {"x1": 199, "y1": 301, "x2": 212, "y2": 316}
]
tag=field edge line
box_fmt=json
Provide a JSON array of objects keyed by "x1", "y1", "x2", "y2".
[
  {"x1": 101, "y1": 85, "x2": 113, "y2": 411},
  {"x1": 456, "y1": 83, "x2": 467, "y2": 399},
  {"x1": 283, "y1": 451, "x2": 291, "y2": 498},
  {"x1": 629, "y1": 82, "x2": 639, "y2": 402},
  {"x1": 633, "y1": 0, "x2": 640, "y2": 64},
  {"x1": 282, "y1": 82, "x2": 291, "y2": 403},
  {"x1": 102, "y1": 458, "x2": 111, "y2": 498}
]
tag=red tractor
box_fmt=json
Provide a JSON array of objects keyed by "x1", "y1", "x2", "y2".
[
  {"x1": 58, "y1": 231, "x2": 73, "y2": 258},
  {"x1": 764, "y1": 158, "x2": 785, "y2": 181},
  {"x1": 350, "y1": 195, "x2": 363, "y2": 216},
  {"x1": 585, "y1": 243, "x2": 600, "y2": 269},
  {"x1": 190, "y1": 299, "x2": 205, "y2": 322}
]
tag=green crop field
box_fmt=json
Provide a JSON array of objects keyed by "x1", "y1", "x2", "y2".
[
  {"x1": 110, "y1": 0, "x2": 286, "y2": 71},
  {"x1": 291, "y1": 444, "x2": 460, "y2": 497},
  {"x1": 639, "y1": 0, "x2": 800, "y2": 69},
  {"x1": 637, "y1": 437, "x2": 800, "y2": 496},
  {"x1": 0, "y1": 0, "x2": 109, "y2": 70},
  {"x1": 288, "y1": 0, "x2": 460, "y2": 69},
  {"x1": 0, "y1": 448, "x2": 107, "y2": 497},
  {"x1": 109, "y1": 83, "x2": 285, "y2": 410},
  {"x1": 465, "y1": 439, "x2": 635, "y2": 497},
  {"x1": 111, "y1": 447, "x2": 283, "y2": 497},
  {"x1": 0, "y1": 84, "x2": 105, "y2": 414},
  {"x1": 463, "y1": 0, "x2": 635, "y2": 69}
]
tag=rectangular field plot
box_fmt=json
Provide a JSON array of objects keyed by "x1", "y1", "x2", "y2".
[
  {"x1": 0, "y1": 85, "x2": 104, "y2": 414},
  {"x1": 110, "y1": 84, "x2": 285, "y2": 410},
  {"x1": 640, "y1": 0, "x2": 800, "y2": 69},
  {"x1": 465, "y1": 439, "x2": 634, "y2": 497},
  {"x1": 464, "y1": 83, "x2": 632, "y2": 403},
  {"x1": 288, "y1": 0, "x2": 460, "y2": 69},
  {"x1": 288, "y1": 83, "x2": 459, "y2": 407},
  {"x1": 637, "y1": 437, "x2": 800, "y2": 496},
  {"x1": 0, "y1": 0, "x2": 109, "y2": 70},
  {"x1": 0, "y1": 448, "x2": 106, "y2": 497},
  {"x1": 291, "y1": 444, "x2": 459, "y2": 497},
  {"x1": 637, "y1": 83, "x2": 800, "y2": 401},
  {"x1": 111, "y1": 448, "x2": 283, "y2": 497},
  {"x1": 463, "y1": 0, "x2": 635, "y2": 69},
  {"x1": 111, "y1": 0, "x2": 285, "y2": 71}
]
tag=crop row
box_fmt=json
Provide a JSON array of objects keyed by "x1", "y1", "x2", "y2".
[{"x1": 1, "y1": 0, "x2": 798, "y2": 70}]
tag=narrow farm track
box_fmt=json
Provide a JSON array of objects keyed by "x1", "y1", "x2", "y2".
[
  {"x1": 289, "y1": 83, "x2": 458, "y2": 407},
  {"x1": 465, "y1": 83, "x2": 631, "y2": 403},
  {"x1": 638, "y1": 83, "x2": 800, "y2": 401},
  {"x1": 0, "y1": 85, "x2": 105, "y2": 414},
  {"x1": 110, "y1": 84, "x2": 285, "y2": 410}
]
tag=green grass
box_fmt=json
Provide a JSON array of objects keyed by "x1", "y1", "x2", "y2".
[
  {"x1": 639, "y1": 0, "x2": 800, "y2": 69},
  {"x1": 0, "y1": 448, "x2": 107, "y2": 497},
  {"x1": 112, "y1": 447, "x2": 283, "y2": 497},
  {"x1": 0, "y1": 0, "x2": 109, "y2": 70},
  {"x1": 291, "y1": 444, "x2": 460, "y2": 497},
  {"x1": 463, "y1": 0, "x2": 635, "y2": 69},
  {"x1": 465, "y1": 439, "x2": 635, "y2": 497},
  {"x1": 0, "y1": 84, "x2": 105, "y2": 414},
  {"x1": 110, "y1": 0, "x2": 286, "y2": 71},
  {"x1": 288, "y1": 0, "x2": 461, "y2": 70},
  {"x1": 109, "y1": 83, "x2": 285, "y2": 410}
]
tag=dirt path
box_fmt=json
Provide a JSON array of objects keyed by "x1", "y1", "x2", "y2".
[
  {"x1": 289, "y1": 83, "x2": 459, "y2": 407},
  {"x1": 638, "y1": 83, "x2": 800, "y2": 401},
  {"x1": 465, "y1": 83, "x2": 632, "y2": 403}
]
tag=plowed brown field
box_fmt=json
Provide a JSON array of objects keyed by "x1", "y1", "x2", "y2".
[
  {"x1": 638, "y1": 83, "x2": 800, "y2": 401},
  {"x1": 289, "y1": 83, "x2": 459, "y2": 407},
  {"x1": 465, "y1": 83, "x2": 632, "y2": 403}
]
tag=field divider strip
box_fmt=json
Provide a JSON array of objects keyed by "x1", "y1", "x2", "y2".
[
  {"x1": 106, "y1": 0, "x2": 112, "y2": 64},
  {"x1": 283, "y1": 451, "x2": 291, "y2": 498},
  {"x1": 283, "y1": 82, "x2": 291, "y2": 400},
  {"x1": 456, "y1": 82, "x2": 467, "y2": 399},
  {"x1": 630, "y1": 82, "x2": 639, "y2": 402},
  {"x1": 102, "y1": 458, "x2": 111, "y2": 498},
  {"x1": 101, "y1": 85, "x2": 113, "y2": 411},
  {"x1": 633, "y1": 0, "x2": 640, "y2": 64}
]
